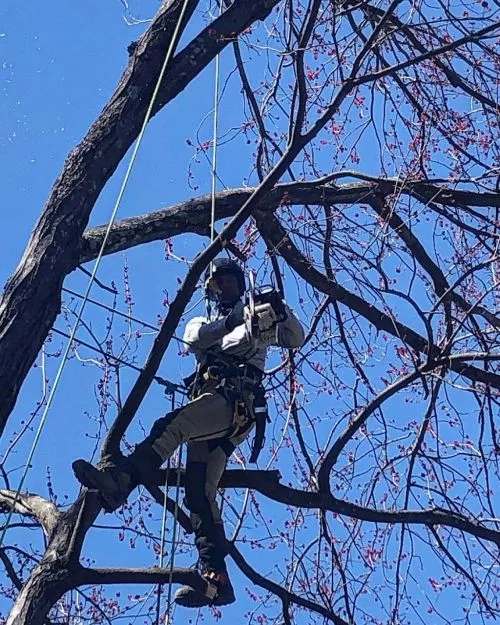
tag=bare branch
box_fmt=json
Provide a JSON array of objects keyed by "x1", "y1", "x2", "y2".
[
  {"x1": 0, "y1": 547, "x2": 22, "y2": 590},
  {"x1": 254, "y1": 210, "x2": 500, "y2": 389},
  {"x1": 227, "y1": 543, "x2": 349, "y2": 625},
  {"x1": 144, "y1": 484, "x2": 193, "y2": 533},
  {"x1": 0, "y1": 490, "x2": 59, "y2": 538},
  {"x1": 79, "y1": 180, "x2": 500, "y2": 262},
  {"x1": 152, "y1": 468, "x2": 500, "y2": 546},
  {"x1": 353, "y1": 20, "x2": 500, "y2": 87}
]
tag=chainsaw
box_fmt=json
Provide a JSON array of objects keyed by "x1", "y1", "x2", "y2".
[{"x1": 244, "y1": 271, "x2": 287, "y2": 349}]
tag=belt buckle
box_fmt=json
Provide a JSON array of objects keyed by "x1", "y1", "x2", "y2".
[
  {"x1": 204, "y1": 366, "x2": 222, "y2": 382},
  {"x1": 233, "y1": 401, "x2": 248, "y2": 427}
]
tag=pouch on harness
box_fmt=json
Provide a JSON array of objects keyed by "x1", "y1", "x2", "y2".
[{"x1": 183, "y1": 358, "x2": 269, "y2": 463}]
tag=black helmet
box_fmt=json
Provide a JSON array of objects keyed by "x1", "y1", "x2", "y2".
[{"x1": 204, "y1": 258, "x2": 245, "y2": 301}]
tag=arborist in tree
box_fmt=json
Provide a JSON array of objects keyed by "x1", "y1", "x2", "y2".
[{"x1": 72, "y1": 258, "x2": 305, "y2": 607}]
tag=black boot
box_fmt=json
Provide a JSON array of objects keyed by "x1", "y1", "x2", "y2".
[
  {"x1": 72, "y1": 443, "x2": 162, "y2": 512},
  {"x1": 174, "y1": 569, "x2": 236, "y2": 607}
]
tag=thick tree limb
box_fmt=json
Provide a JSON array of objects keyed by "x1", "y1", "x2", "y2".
[
  {"x1": 152, "y1": 468, "x2": 500, "y2": 546},
  {"x1": 78, "y1": 559, "x2": 346, "y2": 623},
  {"x1": 79, "y1": 179, "x2": 500, "y2": 258},
  {"x1": 80, "y1": 179, "x2": 499, "y2": 332},
  {"x1": 0, "y1": 490, "x2": 59, "y2": 538},
  {"x1": 0, "y1": 551, "x2": 57, "y2": 625},
  {"x1": 0, "y1": 0, "x2": 280, "y2": 436},
  {"x1": 75, "y1": 566, "x2": 204, "y2": 589}
]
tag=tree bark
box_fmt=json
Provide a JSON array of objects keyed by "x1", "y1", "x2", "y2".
[
  {"x1": 6, "y1": 564, "x2": 71, "y2": 625},
  {"x1": 78, "y1": 180, "x2": 500, "y2": 264},
  {"x1": 3, "y1": 495, "x2": 91, "y2": 625}
]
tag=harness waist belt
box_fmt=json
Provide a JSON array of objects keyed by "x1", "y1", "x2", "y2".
[{"x1": 201, "y1": 360, "x2": 263, "y2": 384}]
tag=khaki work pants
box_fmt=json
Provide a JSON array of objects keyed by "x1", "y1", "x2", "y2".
[{"x1": 144, "y1": 379, "x2": 254, "y2": 572}]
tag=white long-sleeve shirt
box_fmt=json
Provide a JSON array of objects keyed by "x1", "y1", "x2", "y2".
[{"x1": 183, "y1": 300, "x2": 305, "y2": 371}]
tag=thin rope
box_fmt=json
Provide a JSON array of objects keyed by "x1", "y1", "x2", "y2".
[
  {"x1": 155, "y1": 458, "x2": 171, "y2": 625},
  {"x1": 155, "y1": 390, "x2": 183, "y2": 625},
  {"x1": 209, "y1": 1, "x2": 222, "y2": 248},
  {"x1": 205, "y1": 0, "x2": 223, "y2": 324},
  {"x1": 160, "y1": 5, "x2": 223, "y2": 618},
  {"x1": 0, "y1": 0, "x2": 193, "y2": 549},
  {"x1": 165, "y1": 446, "x2": 183, "y2": 624}
]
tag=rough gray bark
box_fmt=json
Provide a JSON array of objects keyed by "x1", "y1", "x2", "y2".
[
  {"x1": 0, "y1": 0, "x2": 280, "y2": 437},
  {"x1": 4, "y1": 494, "x2": 86, "y2": 625},
  {"x1": 0, "y1": 491, "x2": 59, "y2": 538},
  {"x1": 78, "y1": 180, "x2": 500, "y2": 263}
]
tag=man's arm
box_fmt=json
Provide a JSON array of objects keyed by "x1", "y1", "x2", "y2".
[
  {"x1": 276, "y1": 305, "x2": 305, "y2": 349},
  {"x1": 183, "y1": 316, "x2": 229, "y2": 351},
  {"x1": 183, "y1": 304, "x2": 245, "y2": 351}
]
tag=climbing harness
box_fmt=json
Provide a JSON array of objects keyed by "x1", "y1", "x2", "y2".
[
  {"x1": 186, "y1": 355, "x2": 270, "y2": 463},
  {"x1": 0, "y1": 0, "x2": 194, "y2": 549}
]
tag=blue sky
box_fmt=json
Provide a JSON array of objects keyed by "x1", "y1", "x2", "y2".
[{"x1": 0, "y1": 2, "x2": 296, "y2": 623}]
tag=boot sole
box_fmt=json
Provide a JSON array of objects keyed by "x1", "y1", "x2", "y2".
[
  {"x1": 72, "y1": 459, "x2": 121, "y2": 512},
  {"x1": 174, "y1": 594, "x2": 235, "y2": 608}
]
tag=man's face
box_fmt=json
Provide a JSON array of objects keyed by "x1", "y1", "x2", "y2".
[{"x1": 215, "y1": 272, "x2": 240, "y2": 306}]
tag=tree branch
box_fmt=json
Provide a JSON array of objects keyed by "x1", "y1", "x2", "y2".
[
  {"x1": 144, "y1": 484, "x2": 193, "y2": 533},
  {"x1": 75, "y1": 565, "x2": 204, "y2": 589},
  {"x1": 228, "y1": 543, "x2": 349, "y2": 624},
  {"x1": 368, "y1": 194, "x2": 499, "y2": 329},
  {"x1": 0, "y1": 547, "x2": 22, "y2": 590},
  {"x1": 151, "y1": 468, "x2": 500, "y2": 546},
  {"x1": 364, "y1": 3, "x2": 499, "y2": 112},
  {"x1": 0, "y1": 490, "x2": 59, "y2": 538},
  {"x1": 253, "y1": 210, "x2": 500, "y2": 389},
  {"x1": 78, "y1": 180, "x2": 500, "y2": 263},
  {"x1": 353, "y1": 20, "x2": 500, "y2": 87}
]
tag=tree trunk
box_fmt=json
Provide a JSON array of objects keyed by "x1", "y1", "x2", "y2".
[
  {"x1": 6, "y1": 562, "x2": 71, "y2": 625},
  {"x1": 5, "y1": 492, "x2": 102, "y2": 625}
]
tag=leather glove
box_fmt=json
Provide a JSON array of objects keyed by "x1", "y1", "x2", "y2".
[{"x1": 225, "y1": 306, "x2": 245, "y2": 331}]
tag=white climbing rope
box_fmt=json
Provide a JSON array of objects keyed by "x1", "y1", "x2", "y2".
[
  {"x1": 159, "y1": 3, "x2": 224, "y2": 618},
  {"x1": 210, "y1": 2, "x2": 222, "y2": 247}
]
